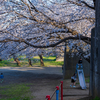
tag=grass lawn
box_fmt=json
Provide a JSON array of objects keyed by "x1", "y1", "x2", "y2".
[
  {"x1": 0, "y1": 56, "x2": 63, "y2": 67},
  {"x1": 93, "y1": 97, "x2": 100, "y2": 100},
  {"x1": 32, "y1": 56, "x2": 63, "y2": 66},
  {"x1": 85, "y1": 77, "x2": 89, "y2": 83},
  {"x1": 0, "y1": 83, "x2": 34, "y2": 100},
  {"x1": 0, "y1": 60, "x2": 28, "y2": 67}
]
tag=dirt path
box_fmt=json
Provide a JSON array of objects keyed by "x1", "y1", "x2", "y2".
[{"x1": 0, "y1": 66, "x2": 89, "y2": 100}]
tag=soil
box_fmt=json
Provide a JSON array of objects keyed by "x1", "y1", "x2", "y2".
[{"x1": 0, "y1": 66, "x2": 89, "y2": 100}]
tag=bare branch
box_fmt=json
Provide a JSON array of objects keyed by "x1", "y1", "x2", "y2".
[
  {"x1": 62, "y1": 17, "x2": 95, "y2": 24},
  {"x1": 81, "y1": 1, "x2": 94, "y2": 10},
  {"x1": 28, "y1": 0, "x2": 39, "y2": 12},
  {"x1": 75, "y1": 45, "x2": 90, "y2": 63},
  {"x1": 66, "y1": 0, "x2": 94, "y2": 10}
]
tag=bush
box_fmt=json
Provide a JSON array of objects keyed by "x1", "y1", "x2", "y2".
[{"x1": 93, "y1": 97, "x2": 100, "y2": 100}]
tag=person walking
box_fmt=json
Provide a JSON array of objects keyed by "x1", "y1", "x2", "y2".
[
  {"x1": 70, "y1": 73, "x2": 77, "y2": 87},
  {"x1": 0, "y1": 73, "x2": 4, "y2": 83}
]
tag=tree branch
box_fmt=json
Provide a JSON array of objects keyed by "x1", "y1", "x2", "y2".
[
  {"x1": 66, "y1": 0, "x2": 94, "y2": 10},
  {"x1": 0, "y1": 35, "x2": 91, "y2": 48},
  {"x1": 81, "y1": 1, "x2": 94, "y2": 10}
]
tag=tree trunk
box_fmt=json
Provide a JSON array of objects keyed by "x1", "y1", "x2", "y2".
[
  {"x1": 0, "y1": 59, "x2": 2, "y2": 61},
  {"x1": 14, "y1": 58, "x2": 21, "y2": 66},
  {"x1": 39, "y1": 55, "x2": 44, "y2": 66},
  {"x1": 28, "y1": 59, "x2": 32, "y2": 67},
  {"x1": 92, "y1": 0, "x2": 100, "y2": 98}
]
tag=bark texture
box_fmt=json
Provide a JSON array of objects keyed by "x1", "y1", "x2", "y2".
[
  {"x1": 28, "y1": 59, "x2": 32, "y2": 67},
  {"x1": 39, "y1": 55, "x2": 44, "y2": 66},
  {"x1": 14, "y1": 58, "x2": 21, "y2": 66}
]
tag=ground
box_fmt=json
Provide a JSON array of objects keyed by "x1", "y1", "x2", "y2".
[{"x1": 0, "y1": 66, "x2": 89, "y2": 100}]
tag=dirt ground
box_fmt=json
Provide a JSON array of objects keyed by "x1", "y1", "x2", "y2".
[{"x1": 0, "y1": 67, "x2": 89, "y2": 100}]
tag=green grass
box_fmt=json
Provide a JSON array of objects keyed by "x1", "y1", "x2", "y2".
[
  {"x1": 32, "y1": 56, "x2": 63, "y2": 66},
  {"x1": 0, "y1": 60, "x2": 17, "y2": 67},
  {"x1": 0, "y1": 56, "x2": 64, "y2": 67},
  {"x1": 0, "y1": 83, "x2": 34, "y2": 100},
  {"x1": 85, "y1": 77, "x2": 90, "y2": 83},
  {"x1": 93, "y1": 97, "x2": 100, "y2": 100},
  {"x1": 0, "y1": 60, "x2": 29, "y2": 67}
]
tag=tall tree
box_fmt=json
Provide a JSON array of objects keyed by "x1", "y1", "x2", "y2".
[{"x1": 0, "y1": 0, "x2": 95, "y2": 62}]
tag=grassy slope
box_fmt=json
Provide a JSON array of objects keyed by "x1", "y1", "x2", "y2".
[
  {"x1": 0, "y1": 56, "x2": 64, "y2": 67},
  {"x1": 0, "y1": 83, "x2": 34, "y2": 100}
]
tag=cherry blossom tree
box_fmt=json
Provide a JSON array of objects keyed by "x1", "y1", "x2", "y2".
[{"x1": 0, "y1": 0, "x2": 95, "y2": 63}]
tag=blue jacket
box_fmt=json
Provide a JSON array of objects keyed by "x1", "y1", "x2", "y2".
[
  {"x1": 75, "y1": 63, "x2": 83, "y2": 74},
  {"x1": 0, "y1": 75, "x2": 4, "y2": 79}
]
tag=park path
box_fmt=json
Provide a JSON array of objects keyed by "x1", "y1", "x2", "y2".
[
  {"x1": 31, "y1": 79, "x2": 89, "y2": 100},
  {"x1": 0, "y1": 66, "x2": 89, "y2": 100},
  {"x1": 0, "y1": 66, "x2": 62, "y2": 75},
  {"x1": 63, "y1": 80, "x2": 89, "y2": 100}
]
